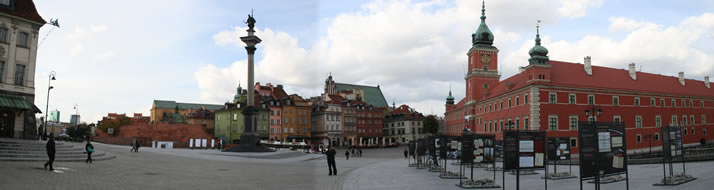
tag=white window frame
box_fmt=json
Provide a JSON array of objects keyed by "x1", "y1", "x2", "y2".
[
  {"x1": 548, "y1": 115, "x2": 558, "y2": 131},
  {"x1": 569, "y1": 94, "x2": 576, "y2": 104},
  {"x1": 635, "y1": 115, "x2": 642, "y2": 128},
  {"x1": 569, "y1": 115, "x2": 578, "y2": 131},
  {"x1": 588, "y1": 95, "x2": 595, "y2": 105},
  {"x1": 656, "y1": 115, "x2": 661, "y2": 128},
  {"x1": 549, "y1": 92, "x2": 557, "y2": 104},
  {"x1": 613, "y1": 96, "x2": 619, "y2": 106},
  {"x1": 613, "y1": 115, "x2": 622, "y2": 123},
  {"x1": 635, "y1": 97, "x2": 640, "y2": 107}
]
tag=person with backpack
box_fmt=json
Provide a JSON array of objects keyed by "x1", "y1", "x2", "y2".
[{"x1": 85, "y1": 139, "x2": 94, "y2": 163}]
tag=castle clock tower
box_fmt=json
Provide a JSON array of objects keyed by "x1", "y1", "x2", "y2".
[{"x1": 465, "y1": 0, "x2": 500, "y2": 104}]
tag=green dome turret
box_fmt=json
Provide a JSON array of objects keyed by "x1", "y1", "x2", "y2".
[
  {"x1": 234, "y1": 84, "x2": 243, "y2": 100},
  {"x1": 472, "y1": 0, "x2": 494, "y2": 48},
  {"x1": 446, "y1": 88, "x2": 455, "y2": 105},
  {"x1": 528, "y1": 22, "x2": 549, "y2": 65}
]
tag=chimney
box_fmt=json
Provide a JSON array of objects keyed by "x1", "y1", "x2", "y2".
[
  {"x1": 519, "y1": 66, "x2": 525, "y2": 73},
  {"x1": 277, "y1": 84, "x2": 283, "y2": 89},
  {"x1": 678, "y1": 72, "x2": 685, "y2": 86},
  {"x1": 628, "y1": 63, "x2": 636, "y2": 80},
  {"x1": 705, "y1": 76, "x2": 710, "y2": 88},
  {"x1": 584, "y1": 56, "x2": 592, "y2": 76}
]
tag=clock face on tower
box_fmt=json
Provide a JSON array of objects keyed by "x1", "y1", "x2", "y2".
[{"x1": 481, "y1": 54, "x2": 490, "y2": 64}]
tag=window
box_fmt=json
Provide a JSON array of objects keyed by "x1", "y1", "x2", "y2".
[
  {"x1": 17, "y1": 32, "x2": 29, "y2": 47},
  {"x1": 671, "y1": 100, "x2": 676, "y2": 108},
  {"x1": 570, "y1": 138, "x2": 577, "y2": 147},
  {"x1": 636, "y1": 134, "x2": 642, "y2": 143},
  {"x1": 569, "y1": 116, "x2": 578, "y2": 130},
  {"x1": 549, "y1": 93, "x2": 556, "y2": 104},
  {"x1": 508, "y1": 98, "x2": 512, "y2": 108},
  {"x1": 0, "y1": 27, "x2": 7, "y2": 43},
  {"x1": 233, "y1": 113, "x2": 238, "y2": 120},
  {"x1": 635, "y1": 116, "x2": 642, "y2": 128},
  {"x1": 588, "y1": 95, "x2": 595, "y2": 104},
  {"x1": 682, "y1": 100, "x2": 686, "y2": 108},
  {"x1": 613, "y1": 115, "x2": 621, "y2": 123},
  {"x1": 682, "y1": 116, "x2": 687, "y2": 126},
  {"x1": 524, "y1": 117, "x2": 529, "y2": 130},
  {"x1": 516, "y1": 96, "x2": 520, "y2": 106},
  {"x1": 515, "y1": 118, "x2": 520, "y2": 129},
  {"x1": 651, "y1": 98, "x2": 656, "y2": 107},
  {"x1": 14, "y1": 64, "x2": 25, "y2": 86},
  {"x1": 691, "y1": 115, "x2": 695, "y2": 125},
  {"x1": 500, "y1": 101, "x2": 503, "y2": 110},
  {"x1": 684, "y1": 127, "x2": 687, "y2": 135},
  {"x1": 691, "y1": 128, "x2": 695, "y2": 135},
  {"x1": 525, "y1": 94, "x2": 529, "y2": 104},
  {"x1": 660, "y1": 99, "x2": 665, "y2": 107},
  {"x1": 656, "y1": 115, "x2": 661, "y2": 127},
  {"x1": 689, "y1": 100, "x2": 693, "y2": 108},
  {"x1": 703, "y1": 115, "x2": 707, "y2": 125},
  {"x1": 613, "y1": 96, "x2": 619, "y2": 106},
  {"x1": 635, "y1": 97, "x2": 640, "y2": 107},
  {"x1": 701, "y1": 100, "x2": 705, "y2": 108},
  {"x1": 548, "y1": 115, "x2": 558, "y2": 131},
  {"x1": 569, "y1": 94, "x2": 576, "y2": 104},
  {"x1": 704, "y1": 128, "x2": 707, "y2": 136},
  {"x1": 671, "y1": 115, "x2": 678, "y2": 126}
]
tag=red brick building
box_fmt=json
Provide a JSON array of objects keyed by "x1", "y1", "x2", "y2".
[{"x1": 445, "y1": 2, "x2": 713, "y2": 155}]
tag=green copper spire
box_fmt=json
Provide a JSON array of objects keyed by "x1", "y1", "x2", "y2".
[
  {"x1": 446, "y1": 85, "x2": 455, "y2": 105},
  {"x1": 234, "y1": 83, "x2": 243, "y2": 100},
  {"x1": 472, "y1": 0, "x2": 494, "y2": 48},
  {"x1": 528, "y1": 20, "x2": 549, "y2": 65}
]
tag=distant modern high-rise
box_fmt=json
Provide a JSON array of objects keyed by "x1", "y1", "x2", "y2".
[
  {"x1": 49, "y1": 110, "x2": 60, "y2": 123},
  {"x1": 70, "y1": 114, "x2": 80, "y2": 126}
]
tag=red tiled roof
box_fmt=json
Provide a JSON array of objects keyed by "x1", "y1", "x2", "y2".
[
  {"x1": 0, "y1": 0, "x2": 46, "y2": 24},
  {"x1": 327, "y1": 95, "x2": 344, "y2": 103},
  {"x1": 548, "y1": 61, "x2": 713, "y2": 97},
  {"x1": 479, "y1": 61, "x2": 714, "y2": 101}
]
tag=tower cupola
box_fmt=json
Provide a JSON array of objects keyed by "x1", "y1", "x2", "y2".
[
  {"x1": 472, "y1": 0, "x2": 494, "y2": 48},
  {"x1": 528, "y1": 21, "x2": 549, "y2": 65}
]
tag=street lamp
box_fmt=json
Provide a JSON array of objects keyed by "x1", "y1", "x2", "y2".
[
  {"x1": 644, "y1": 133, "x2": 653, "y2": 156},
  {"x1": 42, "y1": 71, "x2": 56, "y2": 140},
  {"x1": 584, "y1": 104, "x2": 602, "y2": 123},
  {"x1": 505, "y1": 120, "x2": 515, "y2": 131}
]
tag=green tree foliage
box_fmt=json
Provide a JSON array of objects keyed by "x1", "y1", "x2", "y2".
[
  {"x1": 423, "y1": 115, "x2": 439, "y2": 136},
  {"x1": 98, "y1": 119, "x2": 120, "y2": 135},
  {"x1": 67, "y1": 123, "x2": 91, "y2": 139}
]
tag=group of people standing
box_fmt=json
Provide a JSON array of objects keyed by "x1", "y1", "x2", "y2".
[{"x1": 344, "y1": 147, "x2": 363, "y2": 160}]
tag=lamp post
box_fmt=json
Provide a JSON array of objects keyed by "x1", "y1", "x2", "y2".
[
  {"x1": 644, "y1": 133, "x2": 653, "y2": 156},
  {"x1": 506, "y1": 120, "x2": 515, "y2": 131},
  {"x1": 42, "y1": 71, "x2": 56, "y2": 140},
  {"x1": 584, "y1": 104, "x2": 603, "y2": 123}
]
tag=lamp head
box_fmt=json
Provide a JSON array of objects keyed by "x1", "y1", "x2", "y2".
[
  {"x1": 597, "y1": 108, "x2": 603, "y2": 116},
  {"x1": 51, "y1": 76, "x2": 56, "y2": 80},
  {"x1": 584, "y1": 109, "x2": 590, "y2": 116},
  {"x1": 49, "y1": 86, "x2": 54, "y2": 90}
]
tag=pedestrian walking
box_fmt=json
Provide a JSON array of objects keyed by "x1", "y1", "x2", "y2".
[
  {"x1": 404, "y1": 148, "x2": 408, "y2": 159},
  {"x1": 85, "y1": 139, "x2": 94, "y2": 163},
  {"x1": 345, "y1": 150, "x2": 350, "y2": 160},
  {"x1": 44, "y1": 133, "x2": 56, "y2": 171},
  {"x1": 351, "y1": 148, "x2": 355, "y2": 156},
  {"x1": 359, "y1": 148, "x2": 363, "y2": 157},
  {"x1": 326, "y1": 146, "x2": 337, "y2": 176},
  {"x1": 135, "y1": 140, "x2": 141, "y2": 152},
  {"x1": 130, "y1": 138, "x2": 137, "y2": 152}
]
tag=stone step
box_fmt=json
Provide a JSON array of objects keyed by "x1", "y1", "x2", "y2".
[
  {"x1": 0, "y1": 147, "x2": 83, "y2": 151},
  {"x1": 0, "y1": 150, "x2": 89, "y2": 154},
  {"x1": 0, "y1": 154, "x2": 116, "y2": 162},
  {"x1": 0, "y1": 144, "x2": 75, "y2": 149},
  {"x1": 0, "y1": 152, "x2": 106, "y2": 158}
]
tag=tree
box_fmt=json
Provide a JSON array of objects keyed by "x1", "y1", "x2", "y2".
[
  {"x1": 423, "y1": 115, "x2": 439, "y2": 136},
  {"x1": 67, "y1": 123, "x2": 90, "y2": 139}
]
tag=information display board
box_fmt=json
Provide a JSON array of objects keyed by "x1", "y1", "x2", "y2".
[
  {"x1": 461, "y1": 135, "x2": 475, "y2": 164},
  {"x1": 662, "y1": 126, "x2": 683, "y2": 161},
  {"x1": 503, "y1": 131, "x2": 546, "y2": 170},
  {"x1": 547, "y1": 137, "x2": 571, "y2": 161},
  {"x1": 473, "y1": 135, "x2": 496, "y2": 163},
  {"x1": 408, "y1": 141, "x2": 416, "y2": 156},
  {"x1": 417, "y1": 139, "x2": 427, "y2": 156},
  {"x1": 428, "y1": 137, "x2": 437, "y2": 156},
  {"x1": 439, "y1": 136, "x2": 448, "y2": 159},
  {"x1": 578, "y1": 122, "x2": 627, "y2": 179}
]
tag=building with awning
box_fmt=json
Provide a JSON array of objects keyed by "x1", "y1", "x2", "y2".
[{"x1": 0, "y1": 0, "x2": 46, "y2": 139}]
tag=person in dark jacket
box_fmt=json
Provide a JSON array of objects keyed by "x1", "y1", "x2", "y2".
[
  {"x1": 358, "y1": 148, "x2": 363, "y2": 157},
  {"x1": 44, "y1": 133, "x2": 56, "y2": 171},
  {"x1": 85, "y1": 139, "x2": 94, "y2": 163},
  {"x1": 326, "y1": 146, "x2": 337, "y2": 175},
  {"x1": 345, "y1": 150, "x2": 350, "y2": 160},
  {"x1": 404, "y1": 148, "x2": 408, "y2": 159},
  {"x1": 135, "y1": 140, "x2": 141, "y2": 152}
]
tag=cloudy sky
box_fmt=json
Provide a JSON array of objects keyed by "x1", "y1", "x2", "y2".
[{"x1": 33, "y1": 0, "x2": 714, "y2": 123}]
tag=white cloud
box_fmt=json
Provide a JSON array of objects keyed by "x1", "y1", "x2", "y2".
[
  {"x1": 557, "y1": 0, "x2": 603, "y2": 18},
  {"x1": 505, "y1": 13, "x2": 714, "y2": 80},
  {"x1": 196, "y1": 0, "x2": 606, "y2": 116},
  {"x1": 608, "y1": 16, "x2": 661, "y2": 32}
]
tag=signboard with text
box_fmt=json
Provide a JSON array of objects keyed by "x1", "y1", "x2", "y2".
[
  {"x1": 503, "y1": 131, "x2": 546, "y2": 170},
  {"x1": 460, "y1": 135, "x2": 474, "y2": 164},
  {"x1": 662, "y1": 126, "x2": 683, "y2": 162},
  {"x1": 578, "y1": 122, "x2": 628, "y2": 179},
  {"x1": 473, "y1": 135, "x2": 496, "y2": 163},
  {"x1": 547, "y1": 137, "x2": 571, "y2": 161}
]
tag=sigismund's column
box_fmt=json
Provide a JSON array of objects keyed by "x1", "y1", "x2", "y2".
[{"x1": 237, "y1": 13, "x2": 263, "y2": 151}]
